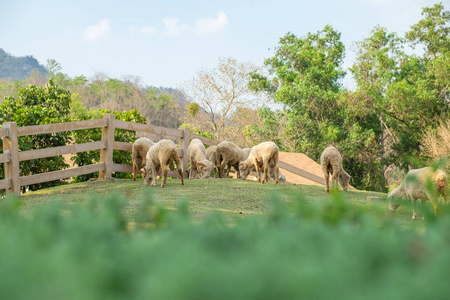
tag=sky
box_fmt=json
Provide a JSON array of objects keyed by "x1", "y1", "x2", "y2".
[{"x1": 0, "y1": 0, "x2": 447, "y2": 90}]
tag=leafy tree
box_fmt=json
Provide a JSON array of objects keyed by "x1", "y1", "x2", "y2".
[
  {"x1": 351, "y1": 3, "x2": 450, "y2": 171},
  {"x1": 187, "y1": 102, "x2": 200, "y2": 117},
  {"x1": 249, "y1": 25, "x2": 346, "y2": 156},
  {"x1": 249, "y1": 26, "x2": 388, "y2": 191},
  {"x1": 0, "y1": 80, "x2": 72, "y2": 191}
]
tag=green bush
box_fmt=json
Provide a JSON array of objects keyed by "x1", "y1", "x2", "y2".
[
  {"x1": 1, "y1": 191, "x2": 450, "y2": 299},
  {"x1": 71, "y1": 108, "x2": 146, "y2": 182},
  {"x1": 0, "y1": 80, "x2": 72, "y2": 192}
]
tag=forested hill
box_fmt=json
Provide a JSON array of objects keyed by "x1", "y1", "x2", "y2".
[{"x1": 0, "y1": 49, "x2": 47, "y2": 80}]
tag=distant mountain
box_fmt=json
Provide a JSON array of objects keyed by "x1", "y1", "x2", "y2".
[{"x1": 0, "y1": 48, "x2": 47, "y2": 80}]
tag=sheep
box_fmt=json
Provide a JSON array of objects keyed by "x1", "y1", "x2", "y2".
[
  {"x1": 270, "y1": 168, "x2": 286, "y2": 183},
  {"x1": 388, "y1": 167, "x2": 449, "y2": 220},
  {"x1": 205, "y1": 146, "x2": 219, "y2": 178},
  {"x1": 216, "y1": 141, "x2": 245, "y2": 178},
  {"x1": 320, "y1": 146, "x2": 350, "y2": 192},
  {"x1": 187, "y1": 139, "x2": 213, "y2": 179},
  {"x1": 247, "y1": 165, "x2": 287, "y2": 183},
  {"x1": 140, "y1": 139, "x2": 184, "y2": 188},
  {"x1": 132, "y1": 137, "x2": 154, "y2": 181},
  {"x1": 239, "y1": 141, "x2": 279, "y2": 184}
]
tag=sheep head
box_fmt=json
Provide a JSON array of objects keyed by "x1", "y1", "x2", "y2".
[
  {"x1": 141, "y1": 166, "x2": 154, "y2": 186},
  {"x1": 199, "y1": 160, "x2": 213, "y2": 178},
  {"x1": 339, "y1": 171, "x2": 351, "y2": 191},
  {"x1": 239, "y1": 162, "x2": 251, "y2": 180}
]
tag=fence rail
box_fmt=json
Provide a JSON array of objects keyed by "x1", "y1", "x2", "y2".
[{"x1": 0, "y1": 113, "x2": 324, "y2": 196}]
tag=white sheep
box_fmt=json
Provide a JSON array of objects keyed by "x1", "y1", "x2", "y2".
[
  {"x1": 141, "y1": 139, "x2": 184, "y2": 188},
  {"x1": 216, "y1": 141, "x2": 245, "y2": 178},
  {"x1": 270, "y1": 168, "x2": 286, "y2": 183},
  {"x1": 132, "y1": 137, "x2": 154, "y2": 181},
  {"x1": 205, "y1": 146, "x2": 219, "y2": 178},
  {"x1": 388, "y1": 167, "x2": 449, "y2": 219},
  {"x1": 239, "y1": 141, "x2": 279, "y2": 184},
  {"x1": 248, "y1": 165, "x2": 287, "y2": 183},
  {"x1": 320, "y1": 146, "x2": 350, "y2": 192},
  {"x1": 187, "y1": 139, "x2": 213, "y2": 179}
]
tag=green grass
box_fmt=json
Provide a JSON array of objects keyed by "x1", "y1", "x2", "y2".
[
  {"x1": 20, "y1": 177, "x2": 424, "y2": 228},
  {"x1": 3, "y1": 177, "x2": 450, "y2": 299}
]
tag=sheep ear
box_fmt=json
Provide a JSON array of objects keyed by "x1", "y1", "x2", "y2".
[
  {"x1": 140, "y1": 168, "x2": 146, "y2": 175},
  {"x1": 240, "y1": 163, "x2": 247, "y2": 170}
]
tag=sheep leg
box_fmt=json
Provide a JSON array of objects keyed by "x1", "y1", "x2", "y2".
[
  {"x1": 189, "y1": 162, "x2": 194, "y2": 179},
  {"x1": 150, "y1": 161, "x2": 158, "y2": 187},
  {"x1": 324, "y1": 171, "x2": 330, "y2": 193},
  {"x1": 133, "y1": 163, "x2": 137, "y2": 181},
  {"x1": 173, "y1": 154, "x2": 184, "y2": 186},
  {"x1": 160, "y1": 161, "x2": 168, "y2": 188},
  {"x1": 410, "y1": 196, "x2": 418, "y2": 220},
  {"x1": 426, "y1": 192, "x2": 439, "y2": 215},
  {"x1": 261, "y1": 158, "x2": 269, "y2": 184},
  {"x1": 234, "y1": 163, "x2": 240, "y2": 179},
  {"x1": 331, "y1": 167, "x2": 339, "y2": 190},
  {"x1": 213, "y1": 168, "x2": 217, "y2": 178},
  {"x1": 275, "y1": 166, "x2": 279, "y2": 185},
  {"x1": 255, "y1": 163, "x2": 262, "y2": 182}
]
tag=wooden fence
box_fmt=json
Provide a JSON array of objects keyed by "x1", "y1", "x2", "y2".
[{"x1": 0, "y1": 113, "x2": 324, "y2": 196}]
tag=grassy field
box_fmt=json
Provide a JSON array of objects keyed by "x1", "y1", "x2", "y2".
[
  {"x1": 19, "y1": 177, "x2": 425, "y2": 228},
  {"x1": 4, "y1": 176, "x2": 449, "y2": 299}
]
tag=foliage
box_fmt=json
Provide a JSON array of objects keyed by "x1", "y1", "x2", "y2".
[
  {"x1": 243, "y1": 106, "x2": 294, "y2": 151},
  {"x1": 422, "y1": 119, "x2": 450, "y2": 173},
  {"x1": 249, "y1": 25, "x2": 346, "y2": 155},
  {"x1": 2, "y1": 189, "x2": 450, "y2": 299},
  {"x1": 249, "y1": 26, "x2": 387, "y2": 191},
  {"x1": 351, "y1": 11, "x2": 450, "y2": 171},
  {"x1": 0, "y1": 80, "x2": 72, "y2": 191},
  {"x1": 71, "y1": 108, "x2": 146, "y2": 182},
  {"x1": 187, "y1": 102, "x2": 200, "y2": 117}
]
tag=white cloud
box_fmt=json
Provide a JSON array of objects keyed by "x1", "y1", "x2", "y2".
[
  {"x1": 163, "y1": 18, "x2": 189, "y2": 36},
  {"x1": 194, "y1": 11, "x2": 228, "y2": 34},
  {"x1": 82, "y1": 19, "x2": 111, "y2": 42}
]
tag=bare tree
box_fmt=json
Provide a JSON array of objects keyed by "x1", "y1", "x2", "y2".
[{"x1": 183, "y1": 57, "x2": 264, "y2": 141}]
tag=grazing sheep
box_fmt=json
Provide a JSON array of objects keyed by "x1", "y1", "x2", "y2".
[
  {"x1": 205, "y1": 146, "x2": 219, "y2": 178},
  {"x1": 388, "y1": 167, "x2": 449, "y2": 220},
  {"x1": 239, "y1": 141, "x2": 279, "y2": 184},
  {"x1": 187, "y1": 139, "x2": 213, "y2": 179},
  {"x1": 217, "y1": 141, "x2": 245, "y2": 178},
  {"x1": 320, "y1": 146, "x2": 350, "y2": 192},
  {"x1": 141, "y1": 139, "x2": 184, "y2": 188},
  {"x1": 246, "y1": 165, "x2": 287, "y2": 183},
  {"x1": 132, "y1": 138, "x2": 154, "y2": 181},
  {"x1": 270, "y1": 168, "x2": 286, "y2": 183}
]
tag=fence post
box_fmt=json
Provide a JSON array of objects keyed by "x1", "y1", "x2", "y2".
[
  {"x1": 178, "y1": 127, "x2": 190, "y2": 178},
  {"x1": 99, "y1": 113, "x2": 116, "y2": 180},
  {"x1": 3, "y1": 122, "x2": 20, "y2": 195}
]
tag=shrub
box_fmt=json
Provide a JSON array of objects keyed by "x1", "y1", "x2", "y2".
[{"x1": 1, "y1": 191, "x2": 450, "y2": 299}]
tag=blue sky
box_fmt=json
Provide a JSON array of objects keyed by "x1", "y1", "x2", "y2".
[{"x1": 0, "y1": 0, "x2": 446, "y2": 89}]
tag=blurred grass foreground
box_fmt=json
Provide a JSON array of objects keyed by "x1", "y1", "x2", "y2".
[{"x1": 1, "y1": 191, "x2": 450, "y2": 300}]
